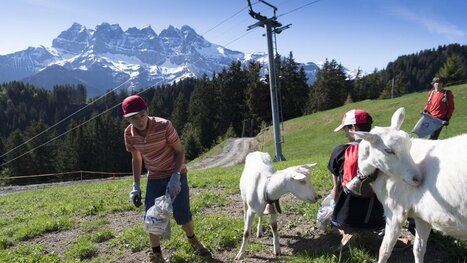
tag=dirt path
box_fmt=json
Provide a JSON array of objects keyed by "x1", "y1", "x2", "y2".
[
  {"x1": 0, "y1": 137, "x2": 257, "y2": 196},
  {"x1": 188, "y1": 137, "x2": 257, "y2": 170},
  {"x1": 25, "y1": 191, "x2": 457, "y2": 263}
]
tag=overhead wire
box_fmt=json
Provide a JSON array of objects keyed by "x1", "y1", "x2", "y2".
[
  {"x1": 0, "y1": 77, "x2": 133, "y2": 161},
  {"x1": 2, "y1": 1, "x2": 294, "y2": 166},
  {"x1": 223, "y1": 30, "x2": 256, "y2": 48},
  {"x1": 201, "y1": 5, "x2": 249, "y2": 37},
  {"x1": 0, "y1": 81, "x2": 160, "y2": 167},
  {"x1": 277, "y1": 0, "x2": 323, "y2": 18}
]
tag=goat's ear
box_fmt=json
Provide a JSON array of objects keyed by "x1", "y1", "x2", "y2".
[
  {"x1": 301, "y1": 163, "x2": 317, "y2": 170},
  {"x1": 291, "y1": 173, "x2": 307, "y2": 182},
  {"x1": 390, "y1": 107, "x2": 405, "y2": 130},
  {"x1": 352, "y1": 131, "x2": 379, "y2": 145},
  {"x1": 359, "y1": 141, "x2": 370, "y2": 159}
]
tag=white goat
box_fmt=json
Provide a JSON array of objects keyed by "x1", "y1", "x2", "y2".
[
  {"x1": 352, "y1": 107, "x2": 467, "y2": 263},
  {"x1": 235, "y1": 151, "x2": 318, "y2": 260}
]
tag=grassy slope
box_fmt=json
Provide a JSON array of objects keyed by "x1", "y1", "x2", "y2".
[
  {"x1": 0, "y1": 84, "x2": 465, "y2": 262},
  {"x1": 261, "y1": 84, "x2": 467, "y2": 163},
  {"x1": 253, "y1": 84, "x2": 467, "y2": 196}
]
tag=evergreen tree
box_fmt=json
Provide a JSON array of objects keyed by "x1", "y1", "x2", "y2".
[
  {"x1": 217, "y1": 61, "x2": 248, "y2": 136},
  {"x1": 0, "y1": 138, "x2": 4, "y2": 165},
  {"x1": 181, "y1": 122, "x2": 203, "y2": 161},
  {"x1": 4, "y1": 129, "x2": 28, "y2": 177},
  {"x1": 379, "y1": 73, "x2": 409, "y2": 99},
  {"x1": 80, "y1": 113, "x2": 100, "y2": 170},
  {"x1": 97, "y1": 113, "x2": 125, "y2": 172},
  {"x1": 350, "y1": 69, "x2": 365, "y2": 101},
  {"x1": 56, "y1": 121, "x2": 80, "y2": 172},
  {"x1": 244, "y1": 61, "x2": 271, "y2": 136},
  {"x1": 149, "y1": 91, "x2": 171, "y2": 118},
  {"x1": 278, "y1": 52, "x2": 309, "y2": 120},
  {"x1": 75, "y1": 84, "x2": 87, "y2": 104},
  {"x1": 188, "y1": 76, "x2": 221, "y2": 149},
  {"x1": 305, "y1": 59, "x2": 349, "y2": 113},
  {"x1": 366, "y1": 70, "x2": 386, "y2": 99},
  {"x1": 438, "y1": 53, "x2": 466, "y2": 85},
  {"x1": 23, "y1": 120, "x2": 58, "y2": 178},
  {"x1": 171, "y1": 92, "x2": 188, "y2": 134}
]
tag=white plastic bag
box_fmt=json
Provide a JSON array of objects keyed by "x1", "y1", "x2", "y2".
[
  {"x1": 316, "y1": 193, "x2": 335, "y2": 230},
  {"x1": 144, "y1": 194, "x2": 173, "y2": 239},
  {"x1": 412, "y1": 112, "x2": 444, "y2": 138}
]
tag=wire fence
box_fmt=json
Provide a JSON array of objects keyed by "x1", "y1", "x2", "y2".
[{"x1": 1, "y1": 170, "x2": 132, "y2": 186}]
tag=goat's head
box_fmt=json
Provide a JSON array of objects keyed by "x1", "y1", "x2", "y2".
[
  {"x1": 351, "y1": 107, "x2": 422, "y2": 186},
  {"x1": 282, "y1": 163, "x2": 318, "y2": 203}
]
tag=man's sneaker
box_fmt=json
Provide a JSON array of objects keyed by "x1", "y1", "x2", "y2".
[
  {"x1": 188, "y1": 236, "x2": 211, "y2": 257},
  {"x1": 148, "y1": 252, "x2": 165, "y2": 263}
]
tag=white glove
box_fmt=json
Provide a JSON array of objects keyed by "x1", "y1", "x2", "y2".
[
  {"x1": 167, "y1": 172, "x2": 181, "y2": 198},
  {"x1": 130, "y1": 182, "x2": 142, "y2": 207}
]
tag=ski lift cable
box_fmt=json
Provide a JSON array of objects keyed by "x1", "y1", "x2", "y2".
[
  {"x1": 1, "y1": 2, "x2": 276, "y2": 164},
  {"x1": 2, "y1": 10, "x2": 250, "y2": 164},
  {"x1": 222, "y1": 30, "x2": 255, "y2": 48},
  {"x1": 0, "y1": 103, "x2": 120, "y2": 167},
  {"x1": 0, "y1": 76, "x2": 134, "y2": 160},
  {"x1": 0, "y1": 80, "x2": 162, "y2": 168},
  {"x1": 277, "y1": 0, "x2": 323, "y2": 18},
  {"x1": 201, "y1": 4, "x2": 252, "y2": 37}
]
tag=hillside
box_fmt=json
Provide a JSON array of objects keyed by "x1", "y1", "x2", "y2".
[
  {"x1": 256, "y1": 83, "x2": 467, "y2": 164},
  {"x1": 1, "y1": 84, "x2": 466, "y2": 262}
]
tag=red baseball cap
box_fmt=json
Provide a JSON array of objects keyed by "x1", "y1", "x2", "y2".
[
  {"x1": 334, "y1": 109, "x2": 372, "y2": 132},
  {"x1": 122, "y1": 95, "x2": 147, "y2": 117}
]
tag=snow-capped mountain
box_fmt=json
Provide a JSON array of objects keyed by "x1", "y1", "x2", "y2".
[{"x1": 0, "y1": 22, "x2": 321, "y2": 97}]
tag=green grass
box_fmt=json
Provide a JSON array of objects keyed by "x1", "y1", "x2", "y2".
[
  {"x1": 110, "y1": 225, "x2": 148, "y2": 253},
  {"x1": 0, "y1": 244, "x2": 62, "y2": 262},
  {"x1": 0, "y1": 84, "x2": 466, "y2": 262},
  {"x1": 66, "y1": 237, "x2": 99, "y2": 260}
]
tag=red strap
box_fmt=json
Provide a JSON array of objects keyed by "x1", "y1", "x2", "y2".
[{"x1": 343, "y1": 143, "x2": 359, "y2": 187}]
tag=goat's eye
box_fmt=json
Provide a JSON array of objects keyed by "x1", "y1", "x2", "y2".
[{"x1": 384, "y1": 148, "x2": 395, "y2": 155}]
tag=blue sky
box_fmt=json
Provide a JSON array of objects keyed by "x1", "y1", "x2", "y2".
[{"x1": 0, "y1": 0, "x2": 466, "y2": 72}]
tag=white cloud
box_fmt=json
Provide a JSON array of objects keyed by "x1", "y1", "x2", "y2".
[{"x1": 389, "y1": 5, "x2": 465, "y2": 39}]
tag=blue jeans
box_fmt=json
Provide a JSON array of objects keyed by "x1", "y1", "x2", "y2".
[{"x1": 144, "y1": 173, "x2": 192, "y2": 225}]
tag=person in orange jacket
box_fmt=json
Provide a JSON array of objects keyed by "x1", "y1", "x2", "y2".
[{"x1": 423, "y1": 75, "x2": 455, "y2": 140}]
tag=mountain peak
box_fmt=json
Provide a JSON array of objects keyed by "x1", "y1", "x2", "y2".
[
  {"x1": 126, "y1": 26, "x2": 157, "y2": 38},
  {"x1": 95, "y1": 23, "x2": 123, "y2": 34},
  {"x1": 52, "y1": 22, "x2": 92, "y2": 54},
  {"x1": 0, "y1": 22, "x2": 320, "y2": 97},
  {"x1": 160, "y1": 25, "x2": 180, "y2": 38},
  {"x1": 180, "y1": 25, "x2": 204, "y2": 42}
]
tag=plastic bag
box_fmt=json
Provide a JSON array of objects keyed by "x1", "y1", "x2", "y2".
[
  {"x1": 316, "y1": 193, "x2": 335, "y2": 230},
  {"x1": 144, "y1": 194, "x2": 173, "y2": 239},
  {"x1": 412, "y1": 112, "x2": 443, "y2": 138}
]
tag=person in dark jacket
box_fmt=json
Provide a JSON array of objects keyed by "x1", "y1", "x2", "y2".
[{"x1": 328, "y1": 109, "x2": 385, "y2": 248}]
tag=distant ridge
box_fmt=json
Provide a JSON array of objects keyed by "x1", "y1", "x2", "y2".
[{"x1": 0, "y1": 22, "x2": 322, "y2": 97}]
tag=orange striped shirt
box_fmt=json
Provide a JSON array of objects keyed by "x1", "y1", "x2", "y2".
[{"x1": 124, "y1": 117, "x2": 187, "y2": 179}]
